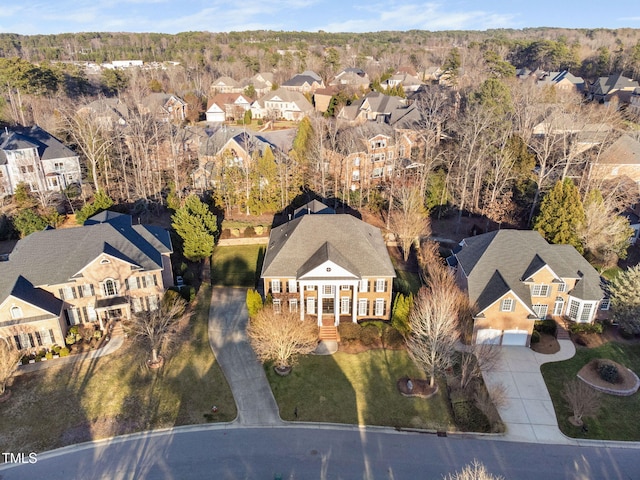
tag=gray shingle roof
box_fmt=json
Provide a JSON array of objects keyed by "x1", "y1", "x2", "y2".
[
  {"x1": 261, "y1": 214, "x2": 395, "y2": 279},
  {"x1": 0, "y1": 125, "x2": 77, "y2": 165},
  {"x1": 454, "y1": 230, "x2": 603, "y2": 312}
]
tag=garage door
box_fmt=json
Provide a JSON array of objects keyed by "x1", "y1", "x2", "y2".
[
  {"x1": 501, "y1": 330, "x2": 528, "y2": 346},
  {"x1": 476, "y1": 328, "x2": 502, "y2": 345}
]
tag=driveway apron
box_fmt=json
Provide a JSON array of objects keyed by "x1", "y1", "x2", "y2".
[{"x1": 208, "y1": 287, "x2": 282, "y2": 426}]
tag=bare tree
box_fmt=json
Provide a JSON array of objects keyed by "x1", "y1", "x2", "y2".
[
  {"x1": 247, "y1": 308, "x2": 318, "y2": 372},
  {"x1": 474, "y1": 383, "x2": 509, "y2": 428},
  {"x1": 458, "y1": 344, "x2": 502, "y2": 391},
  {"x1": 0, "y1": 337, "x2": 22, "y2": 396},
  {"x1": 407, "y1": 280, "x2": 460, "y2": 388},
  {"x1": 129, "y1": 292, "x2": 188, "y2": 366},
  {"x1": 562, "y1": 379, "x2": 602, "y2": 427},
  {"x1": 389, "y1": 184, "x2": 431, "y2": 262},
  {"x1": 443, "y1": 459, "x2": 505, "y2": 480}
]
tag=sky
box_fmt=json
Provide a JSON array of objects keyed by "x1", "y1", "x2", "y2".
[{"x1": 1, "y1": 0, "x2": 639, "y2": 36}]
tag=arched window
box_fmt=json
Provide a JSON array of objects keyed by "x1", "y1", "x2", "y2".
[
  {"x1": 10, "y1": 306, "x2": 22, "y2": 319},
  {"x1": 102, "y1": 279, "x2": 118, "y2": 297}
]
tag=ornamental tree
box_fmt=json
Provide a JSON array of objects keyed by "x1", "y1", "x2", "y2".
[{"x1": 171, "y1": 195, "x2": 218, "y2": 262}]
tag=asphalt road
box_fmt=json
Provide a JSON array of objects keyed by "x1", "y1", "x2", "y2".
[{"x1": 0, "y1": 425, "x2": 636, "y2": 479}]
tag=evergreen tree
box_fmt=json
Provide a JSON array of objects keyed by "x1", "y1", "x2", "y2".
[
  {"x1": 171, "y1": 195, "x2": 217, "y2": 262},
  {"x1": 75, "y1": 190, "x2": 114, "y2": 224},
  {"x1": 391, "y1": 293, "x2": 414, "y2": 337},
  {"x1": 246, "y1": 289, "x2": 264, "y2": 318},
  {"x1": 609, "y1": 265, "x2": 640, "y2": 335},
  {"x1": 534, "y1": 179, "x2": 585, "y2": 252},
  {"x1": 13, "y1": 209, "x2": 48, "y2": 238}
]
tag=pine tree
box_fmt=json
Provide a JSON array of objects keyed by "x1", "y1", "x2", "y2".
[
  {"x1": 171, "y1": 195, "x2": 217, "y2": 262},
  {"x1": 13, "y1": 209, "x2": 48, "y2": 238},
  {"x1": 75, "y1": 190, "x2": 114, "y2": 224},
  {"x1": 533, "y1": 179, "x2": 585, "y2": 252},
  {"x1": 609, "y1": 265, "x2": 640, "y2": 335}
]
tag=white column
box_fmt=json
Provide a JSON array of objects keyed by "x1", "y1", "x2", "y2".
[
  {"x1": 317, "y1": 283, "x2": 323, "y2": 327},
  {"x1": 299, "y1": 282, "x2": 305, "y2": 321},
  {"x1": 334, "y1": 285, "x2": 339, "y2": 326},
  {"x1": 352, "y1": 282, "x2": 358, "y2": 323}
]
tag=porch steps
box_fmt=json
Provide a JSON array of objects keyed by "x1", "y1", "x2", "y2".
[
  {"x1": 109, "y1": 322, "x2": 124, "y2": 339},
  {"x1": 319, "y1": 326, "x2": 340, "y2": 342},
  {"x1": 556, "y1": 324, "x2": 571, "y2": 340}
]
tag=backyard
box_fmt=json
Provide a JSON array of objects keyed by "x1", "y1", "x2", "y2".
[
  {"x1": 0, "y1": 285, "x2": 236, "y2": 454},
  {"x1": 211, "y1": 244, "x2": 265, "y2": 287}
]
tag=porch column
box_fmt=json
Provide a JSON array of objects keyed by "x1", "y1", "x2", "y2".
[
  {"x1": 299, "y1": 284, "x2": 305, "y2": 321},
  {"x1": 317, "y1": 284, "x2": 323, "y2": 327},
  {"x1": 334, "y1": 284, "x2": 339, "y2": 326},
  {"x1": 352, "y1": 283, "x2": 358, "y2": 323}
]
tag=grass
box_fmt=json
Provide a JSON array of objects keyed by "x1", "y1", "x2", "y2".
[
  {"x1": 541, "y1": 342, "x2": 640, "y2": 441},
  {"x1": 211, "y1": 244, "x2": 265, "y2": 287},
  {"x1": 0, "y1": 284, "x2": 236, "y2": 454},
  {"x1": 266, "y1": 349, "x2": 454, "y2": 431}
]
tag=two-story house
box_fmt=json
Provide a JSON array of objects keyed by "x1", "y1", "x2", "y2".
[
  {"x1": 0, "y1": 125, "x2": 82, "y2": 197},
  {"x1": 250, "y1": 88, "x2": 313, "y2": 121},
  {"x1": 0, "y1": 211, "x2": 173, "y2": 352},
  {"x1": 261, "y1": 210, "x2": 395, "y2": 339},
  {"x1": 281, "y1": 71, "x2": 325, "y2": 94},
  {"x1": 448, "y1": 230, "x2": 605, "y2": 346},
  {"x1": 206, "y1": 93, "x2": 252, "y2": 123}
]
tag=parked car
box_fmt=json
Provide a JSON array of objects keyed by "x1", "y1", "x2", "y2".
[{"x1": 176, "y1": 275, "x2": 184, "y2": 288}]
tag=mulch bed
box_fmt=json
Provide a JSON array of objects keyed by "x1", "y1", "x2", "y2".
[
  {"x1": 577, "y1": 359, "x2": 640, "y2": 396},
  {"x1": 397, "y1": 376, "x2": 438, "y2": 398},
  {"x1": 531, "y1": 332, "x2": 560, "y2": 354}
]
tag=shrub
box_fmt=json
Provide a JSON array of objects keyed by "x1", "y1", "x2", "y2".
[
  {"x1": 534, "y1": 319, "x2": 557, "y2": 336},
  {"x1": 68, "y1": 325, "x2": 80, "y2": 336},
  {"x1": 45, "y1": 351, "x2": 53, "y2": 360},
  {"x1": 180, "y1": 286, "x2": 196, "y2": 302},
  {"x1": 246, "y1": 289, "x2": 263, "y2": 318},
  {"x1": 59, "y1": 347, "x2": 70, "y2": 357},
  {"x1": 382, "y1": 325, "x2": 405, "y2": 348},
  {"x1": 51, "y1": 345, "x2": 61, "y2": 354},
  {"x1": 569, "y1": 322, "x2": 603, "y2": 335},
  {"x1": 619, "y1": 327, "x2": 635, "y2": 339},
  {"x1": 338, "y1": 322, "x2": 360, "y2": 343},
  {"x1": 531, "y1": 330, "x2": 541, "y2": 344},
  {"x1": 65, "y1": 333, "x2": 77, "y2": 345},
  {"x1": 597, "y1": 360, "x2": 620, "y2": 384},
  {"x1": 360, "y1": 324, "x2": 380, "y2": 346},
  {"x1": 244, "y1": 226, "x2": 256, "y2": 237}
]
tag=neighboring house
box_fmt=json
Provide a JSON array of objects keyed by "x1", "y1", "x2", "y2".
[
  {"x1": 140, "y1": 93, "x2": 188, "y2": 123},
  {"x1": 422, "y1": 66, "x2": 444, "y2": 82},
  {"x1": 628, "y1": 87, "x2": 640, "y2": 119},
  {"x1": 313, "y1": 87, "x2": 338, "y2": 113},
  {"x1": 205, "y1": 93, "x2": 251, "y2": 123},
  {"x1": 281, "y1": 70, "x2": 325, "y2": 93},
  {"x1": 210, "y1": 76, "x2": 242, "y2": 94},
  {"x1": 588, "y1": 73, "x2": 639, "y2": 104},
  {"x1": 261, "y1": 211, "x2": 395, "y2": 331},
  {"x1": 329, "y1": 68, "x2": 370, "y2": 89},
  {"x1": 76, "y1": 97, "x2": 128, "y2": 128},
  {"x1": 241, "y1": 72, "x2": 275, "y2": 96},
  {"x1": 0, "y1": 211, "x2": 173, "y2": 353},
  {"x1": 448, "y1": 230, "x2": 606, "y2": 346},
  {"x1": 0, "y1": 125, "x2": 82, "y2": 197},
  {"x1": 590, "y1": 134, "x2": 640, "y2": 184},
  {"x1": 381, "y1": 72, "x2": 424, "y2": 93},
  {"x1": 536, "y1": 70, "x2": 585, "y2": 94},
  {"x1": 337, "y1": 91, "x2": 419, "y2": 126},
  {"x1": 251, "y1": 88, "x2": 313, "y2": 121}
]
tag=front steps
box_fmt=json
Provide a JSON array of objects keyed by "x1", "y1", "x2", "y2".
[{"x1": 319, "y1": 325, "x2": 340, "y2": 342}]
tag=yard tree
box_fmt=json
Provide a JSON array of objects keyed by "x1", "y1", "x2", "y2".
[
  {"x1": 577, "y1": 189, "x2": 633, "y2": 267},
  {"x1": 609, "y1": 265, "x2": 640, "y2": 335},
  {"x1": 171, "y1": 194, "x2": 218, "y2": 262},
  {"x1": 389, "y1": 185, "x2": 431, "y2": 262},
  {"x1": 247, "y1": 308, "x2": 318, "y2": 372},
  {"x1": 407, "y1": 271, "x2": 461, "y2": 388},
  {"x1": 75, "y1": 190, "x2": 114, "y2": 224},
  {"x1": 391, "y1": 292, "x2": 413, "y2": 337},
  {"x1": 13, "y1": 209, "x2": 48, "y2": 238},
  {"x1": 129, "y1": 290, "x2": 188, "y2": 366},
  {"x1": 533, "y1": 178, "x2": 585, "y2": 252},
  {"x1": 246, "y1": 289, "x2": 263, "y2": 318},
  {"x1": 0, "y1": 337, "x2": 22, "y2": 396},
  {"x1": 562, "y1": 379, "x2": 601, "y2": 427}
]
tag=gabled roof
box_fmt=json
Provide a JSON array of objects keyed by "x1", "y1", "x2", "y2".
[
  {"x1": 254, "y1": 88, "x2": 313, "y2": 111},
  {"x1": 293, "y1": 199, "x2": 336, "y2": 218},
  {"x1": 206, "y1": 93, "x2": 251, "y2": 111},
  {"x1": 0, "y1": 125, "x2": 77, "y2": 165},
  {"x1": 261, "y1": 214, "x2": 395, "y2": 279},
  {"x1": 454, "y1": 230, "x2": 603, "y2": 313},
  {"x1": 212, "y1": 76, "x2": 240, "y2": 88},
  {"x1": 297, "y1": 241, "x2": 359, "y2": 278},
  {"x1": 597, "y1": 134, "x2": 640, "y2": 165}
]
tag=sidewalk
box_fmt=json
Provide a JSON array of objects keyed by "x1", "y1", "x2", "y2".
[{"x1": 14, "y1": 327, "x2": 125, "y2": 376}]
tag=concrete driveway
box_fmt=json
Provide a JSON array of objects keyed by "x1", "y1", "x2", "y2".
[
  {"x1": 482, "y1": 339, "x2": 576, "y2": 444},
  {"x1": 208, "y1": 287, "x2": 282, "y2": 426}
]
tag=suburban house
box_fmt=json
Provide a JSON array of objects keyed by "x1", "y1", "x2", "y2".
[
  {"x1": 587, "y1": 73, "x2": 639, "y2": 105},
  {"x1": 589, "y1": 133, "x2": 640, "y2": 184},
  {"x1": 206, "y1": 93, "x2": 252, "y2": 123},
  {"x1": 261, "y1": 211, "x2": 395, "y2": 337},
  {"x1": 281, "y1": 70, "x2": 325, "y2": 94},
  {"x1": 241, "y1": 72, "x2": 275, "y2": 96},
  {"x1": 0, "y1": 125, "x2": 82, "y2": 197},
  {"x1": 381, "y1": 71, "x2": 424, "y2": 93},
  {"x1": 337, "y1": 91, "x2": 421, "y2": 127},
  {"x1": 210, "y1": 76, "x2": 243, "y2": 94},
  {"x1": 76, "y1": 97, "x2": 129, "y2": 128},
  {"x1": 536, "y1": 70, "x2": 585, "y2": 94},
  {"x1": 250, "y1": 88, "x2": 313, "y2": 121},
  {"x1": 139, "y1": 93, "x2": 188, "y2": 123},
  {"x1": 448, "y1": 230, "x2": 606, "y2": 346},
  {"x1": 329, "y1": 68, "x2": 370, "y2": 90},
  {"x1": 0, "y1": 211, "x2": 173, "y2": 353},
  {"x1": 628, "y1": 87, "x2": 640, "y2": 119}
]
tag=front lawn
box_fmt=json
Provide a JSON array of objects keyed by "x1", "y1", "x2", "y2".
[
  {"x1": 266, "y1": 349, "x2": 454, "y2": 431},
  {"x1": 541, "y1": 342, "x2": 640, "y2": 441},
  {"x1": 211, "y1": 244, "x2": 265, "y2": 287},
  {"x1": 0, "y1": 284, "x2": 236, "y2": 454}
]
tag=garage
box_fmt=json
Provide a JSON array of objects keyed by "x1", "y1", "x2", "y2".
[
  {"x1": 501, "y1": 329, "x2": 528, "y2": 346},
  {"x1": 476, "y1": 328, "x2": 502, "y2": 345}
]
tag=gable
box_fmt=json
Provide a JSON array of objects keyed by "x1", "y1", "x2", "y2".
[
  {"x1": 298, "y1": 260, "x2": 359, "y2": 280},
  {"x1": 0, "y1": 294, "x2": 59, "y2": 319},
  {"x1": 72, "y1": 252, "x2": 141, "y2": 280}
]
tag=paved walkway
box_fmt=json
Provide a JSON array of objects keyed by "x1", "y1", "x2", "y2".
[
  {"x1": 14, "y1": 328, "x2": 125, "y2": 376},
  {"x1": 207, "y1": 287, "x2": 282, "y2": 426},
  {"x1": 482, "y1": 339, "x2": 577, "y2": 444}
]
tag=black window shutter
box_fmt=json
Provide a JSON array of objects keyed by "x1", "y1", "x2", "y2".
[
  {"x1": 49, "y1": 329, "x2": 56, "y2": 344},
  {"x1": 14, "y1": 335, "x2": 21, "y2": 350},
  {"x1": 35, "y1": 331, "x2": 42, "y2": 346}
]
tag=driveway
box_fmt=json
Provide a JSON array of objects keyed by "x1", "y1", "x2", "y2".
[
  {"x1": 482, "y1": 339, "x2": 576, "y2": 444},
  {"x1": 207, "y1": 286, "x2": 282, "y2": 426}
]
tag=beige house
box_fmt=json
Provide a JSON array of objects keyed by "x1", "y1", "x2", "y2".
[
  {"x1": 0, "y1": 211, "x2": 173, "y2": 352},
  {"x1": 448, "y1": 230, "x2": 606, "y2": 346},
  {"x1": 261, "y1": 211, "x2": 395, "y2": 338},
  {"x1": 590, "y1": 134, "x2": 640, "y2": 184}
]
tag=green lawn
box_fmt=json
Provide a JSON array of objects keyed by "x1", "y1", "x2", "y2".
[
  {"x1": 541, "y1": 342, "x2": 640, "y2": 440},
  {"x1": 0, "y1": 284, "x2": 236, "y2": 454},
  {"x1": 266, "y1": 349, "x2": 454, "y2": 431},
  {"x1": 211, "y1": 245, "x2": 265, "y2": 287}
]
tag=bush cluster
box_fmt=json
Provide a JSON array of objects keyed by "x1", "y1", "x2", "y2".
[
  {"x1": 569, "y1": 322, "x2": 603, "y2": 334},
  {"x1": 360, "y1": 324, "x2": 380, "y2": 346},
  {"x1": 597, "y1": 360, "x2": 620, "y2": 384},
  {"x1": 337, "y1": 322, "x2": 360, "y2": 343},
  {"x1": 534, "y1": 319, "x2": 557, "y2": 336},
  {"x1": 530, "y1": 330, "x2": 541, "y2": 344}
]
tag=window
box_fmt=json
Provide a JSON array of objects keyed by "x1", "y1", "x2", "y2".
[
  {"x1": 352, "y1": 170, "x2": 360, "y2": 181},
  {"x1": 145, "y1": 274, "x2": 157, "y2": 287},
  {"x1": 359, "y1": 279, "x2": 368, "y2": 293},
  {"x1": 80, "y1": 284, "x2": 95, "y2": 297},
  {"x1": 305, "y1": 284, "x2": 316, "y2": 291},
  {"x1": 102, "y1": 279, "x2": 118, "y2": 297},
  {"x1": 341, "y1": 297, "x2": 350, "y2": 315},
  {"x1": 286, "y1": 280, "x2": 296, "y2": 294},
  {"x1": 533, "y1": 304, "x2": 548, "y2": 319},
  {"x1": 553, "y1": 297, "x2": 565, "y2": 315},
  {"x1": 322, "y1": 285, "x2": 335, "y2": 295},
  {"x1": 375, "y1": 279, "x2": 386, "y2": 293},
  {"x1": 59, "y1": 286, "x2": 76, "y2": 300},
  {"x1": 132, "y1": 297, "x2": 143, "y2": 313},
  {"x1": 66, "y1": 308, "x2": 81, "y2": 325},
  {"x1": 371, "y1": 153, "x2": 385, "y2": 163},
  {"x1": 19, "y1": 165, "x2": 35, "y2": 174},
  {"x1": 341, "y1": 285, "x2": 350, "y2": 291},
  {"x1": 100, "y1": 258, "x2": 110, "y2": 264},
  {"x1": 358, "y1": 299, "x2": 368, "y2": 316},
  {"x1": 127, "y1": 277, "x2": 140, "y2": 290},
  {"x1": 371, "y1": 139, "x2": 386, "y2": 149},
  {"x1": 273, "y1": 299, "x2": 282, "y2": 314},
  {"x1": 148, "y1": 295, "x2": 159, "y2": 311},
  {"x1": 568, "y1": 300, "x2": 580, "y2": 320},
  {"x1": 580, "y1": 303, "x2": 593, "y2": 322},
  {"x1": 16, "y1": 332, "x2": 33, "y2": 350},
  {"x1": 531, "y1": 284, "x2": 550, "y2": 297},
  {"x1": 500, "y1": 299, "x2": 514, "y2": 312},
  {"x1": 557, "y1": 282, "x2": 566, "y2": 293},
  {"x1": 600, "y1": 298, "x2": 610, "y2": 311},
  {"x1": 86, "y1": 305, "x2": 97, "y2": 321},
  {"x1": 375, "y1": 299, "x2": 385, "y2": 316},
  {"x1": 372, "y1": 167, "x2": 383, "y2": 178},
  {"x1": 271, "y1": 279, "x2": 281, "y2": 294},
  {"x1": 39, "y1": 328, "x2": 55, "y2": 346},
  {"x1": 354, "y1": 157, "x2": 361, "y2": 167},
  {"x1": 306, "y1": 297, "x2": 315, "y2": 315},
  {"x1": 54, "y1": 162, "x2": 64, "y2": 172},
  {"x1": 10, "y1": 306, "x2": 23, "y2": 319},
  {"x1": 289, "y1": 299, "x2": 298, "y2": 313}
]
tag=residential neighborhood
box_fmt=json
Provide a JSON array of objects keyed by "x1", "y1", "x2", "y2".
[{"x1": 1, "y1": 26, "x2": 640, "y2": 479}]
